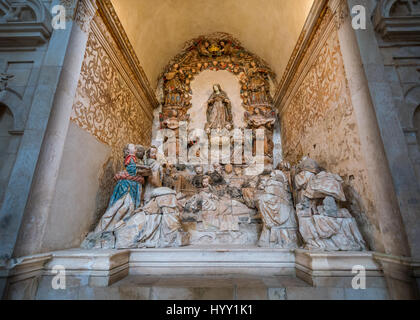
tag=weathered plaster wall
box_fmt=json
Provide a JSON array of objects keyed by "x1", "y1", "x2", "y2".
[
  {"x1": 41, "y1": 122, "x2": 111, "y2": 251},
  {"x1": 111, "y1": 0, "x2": 314, "y2": 86},
  {"x1": 280, "y1": 10, "x2": 381, "y2": 251}
]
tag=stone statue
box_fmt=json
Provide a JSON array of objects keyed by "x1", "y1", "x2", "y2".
[
  {"x1": 81, "y1": 144, "x2": 146, "y2": 249},
  {"x1": 256, "y1": 170, "x2": 298, "y2": 248},
  {"x1": 293, "y1": 157, "x2": 367, "y2": 251},
  {"x1": 94, "y1": 144, "x2": 144, "y2": 232},
  {"x1": 205, "y1": 84, "x2": 233, "y2": 134},
  {"x1": 185, "y1": 175, "x2": 242, "y2": 232},
  {"x1": 114, "y1": 187, "x2": 189, "y2": 248},
  {"x1": 143, "y1": 145, "x2": 164, "y2": 203},
  {"x1": 245, "y1": 107, "x2": 276, "y2": 160}
]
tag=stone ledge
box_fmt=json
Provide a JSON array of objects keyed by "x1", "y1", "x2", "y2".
[
  {"x1": 43, "y1": 249, "x2": 130, "y2": 287},
  {"x1": 3, "y1": 247, "x2": 405, "y2": 294},
  {"x1": 295, "y1": 249, "x2": 385, "y2": 287},
  {"x1": 129, "y1": 247, "x2": 296, "y2": 276}
]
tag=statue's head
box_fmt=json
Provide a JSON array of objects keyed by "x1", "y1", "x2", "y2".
[
  {"x1": 233, "y1": 166, "x2": 242, "y2": 176},
  {"x1": 213, "y1": 163, "x2": 222, "y2": 174},
  {"x1": 194, "y1": 165, "x2": 203, "y2": 175},
  {"x1": 135, "y1": 145, "x2": 145, "y2": 159},
  {"x1": 202, "y1": 175, "x2": 211, "y2": 188},
  {"x1": 147, "y1": 145, "x2": 158, "y2": 160},
  {"x1": 224, "y1": 164, "x2": 233, "y2": 174},
  {"x1": 213, "y1": 84, "x2": 221, "y2": 93},
  {"x1": 123, "y1": 144, "x2": 136, "y2": 157}
]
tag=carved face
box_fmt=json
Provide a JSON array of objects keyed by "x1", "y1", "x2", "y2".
[
  {"x1": 135, "y1": 145, "x2": 145, "y2": 159},
  {"x1": 124, "y1": 144, "x2": 136, "y2": 157},
  {"x1": 233, "y1": 166, "x2": 242, "y2": 176},
  {"x1": 224, "y1": 164, "x2": 233, "y2": 174},
  {"x1": 202, "y1": 176, "x2": 211, "y2": 188},
  {"x1": 213, "y1": 84, "x2": 220, "y2": 94},
  {"x1": 213, "y1": 163, "x2": 222, "y2": 174},
  {"x1": 148, "y1": 147, "x2": 157, "y2": 160},
  {"x1": 195, "y1": 166, "x2": 203, "y2": 175}
]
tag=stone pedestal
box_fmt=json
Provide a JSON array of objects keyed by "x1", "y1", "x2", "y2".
[{"x1": 295, "y1": 249, "x2": 386, "y2": 288}]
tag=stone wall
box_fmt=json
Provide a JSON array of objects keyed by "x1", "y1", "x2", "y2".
[
  {"x1": 373, "y1": 0, "x2": 420, "y2": 182},
  {"x1": 279, "y1": 7, "x2": 380, "y2": 250}
]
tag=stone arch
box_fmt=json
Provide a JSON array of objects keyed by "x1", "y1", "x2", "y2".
[
  {"x1": 374, "y1": 0, "x2": 419, "y2": 18},
  {"x1": 157, "y1": 32, "x2": 277, "y2": 129},
  {"x1": 405, "y1": 85, "x2": 420, "y2": 128},
  {"x1": 0, "y1": 103, "x2": 22, "y2": 206},
  {"x1": 0, "y1": 0, "x2": 49, "y2": 22},
  {"x1": 0, "y1": 90, "x2": 26, "y2": 132}
]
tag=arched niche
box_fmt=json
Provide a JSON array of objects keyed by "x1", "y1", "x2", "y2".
[
  {"x1": 0, "y1": 103, "x2": 22, "y2": 206},
  {"x1": 155, "y1": 32, "x2": 280, "y2": 165},
  {"x1": 189, "y1": 69, "x2": 244, "y2": 131},
  {"x1": 157, "y1": 32, "x2": 277, "y2": 128}
]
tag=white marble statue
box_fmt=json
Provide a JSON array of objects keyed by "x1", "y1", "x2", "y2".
[
  {"x1": 114, "y1": 187, "x2": 189, "y2": 248},
  {"x1": 293, "y1": 157, "x2": 367, "y2": 251},
  {"x1": 256, "y1": 170, "x2": 298, "y2": 248}
]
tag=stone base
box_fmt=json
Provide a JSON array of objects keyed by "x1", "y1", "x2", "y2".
[
  {"x1": 2, "y1": 247, "x2": 409, "y2": 300},
  {"x1": 295, "y1": 249, "x2": 386, "y2": 288},
  {"x1": 129, "y1": 246, "x2": 295, "y2": 276}
]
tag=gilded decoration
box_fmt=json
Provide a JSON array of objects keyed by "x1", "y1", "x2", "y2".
[
  {"x1": 158, "y1": 32, "x2": 278, "y2": 162},
  {"x1": 71, "y1": 20, "x2": 153, "y2": 171},
  {"x1": 158, "y1": 32, "x2": 276, "y2": 129}
]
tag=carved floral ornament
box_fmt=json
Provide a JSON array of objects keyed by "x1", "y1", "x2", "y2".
[{"x1": 157, "y1": 32, "x2": 277, "y2": 127}]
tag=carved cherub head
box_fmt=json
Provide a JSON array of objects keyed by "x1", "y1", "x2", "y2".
[
  {"x1": 233, "y1": 166, "x2": 242, "y2": 176},
  {"x1": 213, "y1": 163, "x2": 223, "y2": 174}
]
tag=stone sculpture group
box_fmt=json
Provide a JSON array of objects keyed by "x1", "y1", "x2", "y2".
[{"x1": 82, "y1": 144, "x2": 367, "y2": 252}]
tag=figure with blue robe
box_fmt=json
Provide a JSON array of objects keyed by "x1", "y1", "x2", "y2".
[{"x1": 94, "y1": 144, "x2": 145, "y2": 233}]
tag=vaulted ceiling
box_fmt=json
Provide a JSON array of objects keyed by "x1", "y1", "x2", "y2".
[{"x1": 111, "y1": 0, "x2": 314, "y2": 88}]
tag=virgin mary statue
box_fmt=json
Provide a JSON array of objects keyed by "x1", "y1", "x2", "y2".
[{"x1": 205, "y1": 84, "x2": 233, "y2": 134}]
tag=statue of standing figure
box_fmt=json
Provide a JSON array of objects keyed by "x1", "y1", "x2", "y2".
[{"x1": 205, "y1": 84, "x2": 233, "y2": 134}]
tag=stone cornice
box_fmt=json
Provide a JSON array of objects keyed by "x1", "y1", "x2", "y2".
[
  {"x1": 273, "y1": 0, "x2": 329, "y2": 110},
  {"x1": 373, "y1": 0, "x2": 420, "y2": 41},
  {"x1": 0, "y1": 0, "x2": 53, "y2": 47},
  {"x1": 95, "y1": 0, "x2": 159, "y2": 109}
]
